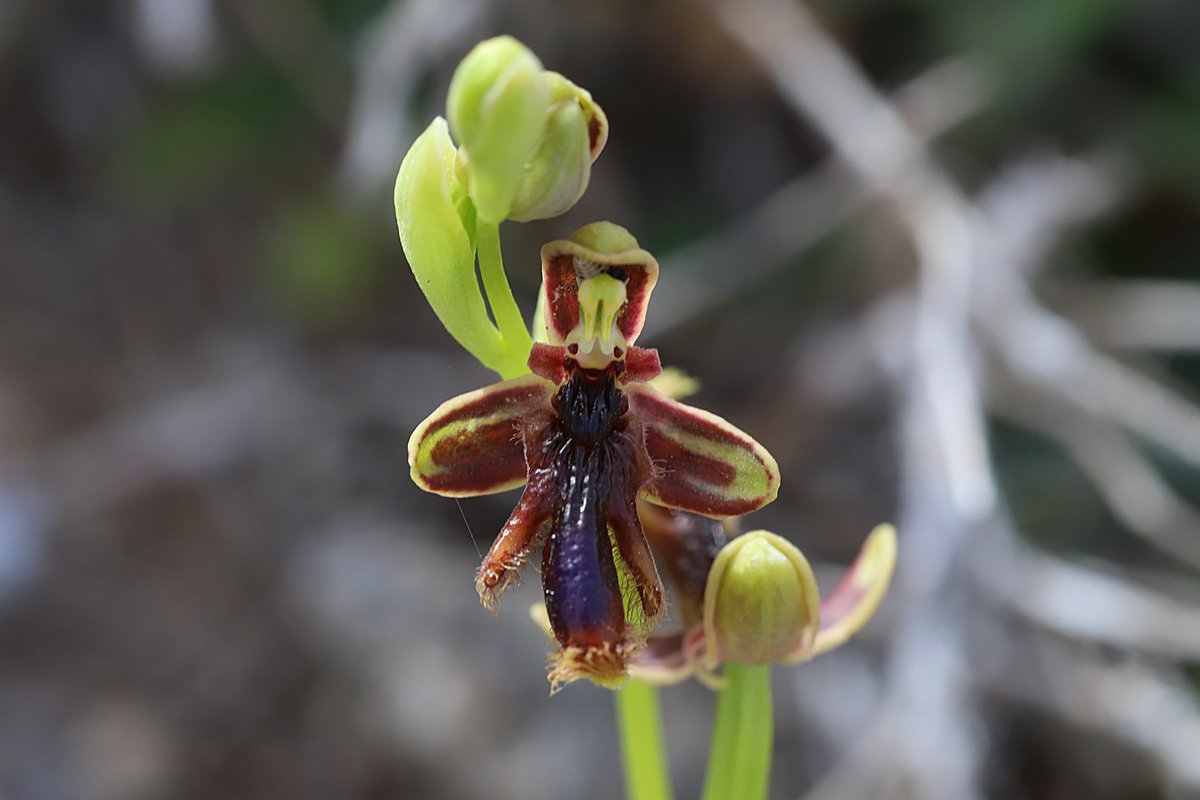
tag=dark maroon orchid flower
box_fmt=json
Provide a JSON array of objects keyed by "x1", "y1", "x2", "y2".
[{"x1": 409, "y1": 222, "x2": 779, "y2": 688}]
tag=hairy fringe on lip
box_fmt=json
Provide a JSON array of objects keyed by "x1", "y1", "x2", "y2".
[{"x1": 547, "y1": 639, "x2": 643, "y2": 693}]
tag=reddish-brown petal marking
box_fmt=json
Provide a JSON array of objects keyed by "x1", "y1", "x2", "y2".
[
  {"x1": 626, "y1": 384, "x2": 780, "y2": 518},
  {"x1": 587, "y1": 115, "x2": 606, "y2": 157},
  {"x1": 408, "y1": 375, "x2": 556, "y2": 497},
  {"x1": 644, "y1": 427, "x2": 737, "y2": 487},
  {"x1": 809, "y1": 524, "x2": 898, "y2": 658},
  {"x1": 617, "y1": 264, "x2": 654, "y2": 343},
  {"x1": 542, "y1": 253, "x2": 580, "y2": 345}
]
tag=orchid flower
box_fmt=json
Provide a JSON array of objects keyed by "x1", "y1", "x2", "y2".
[{"x1": 408, "y1": 222, "x2": 780, "y2": 688}]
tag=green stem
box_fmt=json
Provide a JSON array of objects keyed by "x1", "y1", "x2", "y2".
[
  {"x1": 702, "y1": 664, "x2": 773, "y2": 800},
  {"x1": 616, "y1": 682, "x2": 674, "y2": 800},
  {"x1": 476, "y1": 220, "x2": 533, "y2": 377}
]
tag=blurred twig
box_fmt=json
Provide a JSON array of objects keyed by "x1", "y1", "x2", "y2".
[
  {"x1": 648, "y1": 56, "x2": 989, "y2": 338},
  {"x1": 978, "y1": 622, "x2": 1200, "y2": 791},
  {"x1": 969, "y1": 159, "x2": 1200, "y2": 476},
  {"x1": 1054, "y1": 279, "x2": 1200, "y2": 352},
  {"x1": 971, "y1": 517, "x2": 1200, "y2": 661},
  {"x1": 989, "y1": 374, "x2": 1200, "y2": 572},
  {"x1": 0, "y1": 341, "x2": 481, "y2": 522}
]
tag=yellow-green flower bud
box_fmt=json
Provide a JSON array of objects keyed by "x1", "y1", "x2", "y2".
[
  {"x1": 702, "y1": 531, "x2": 821, "y2": 668},
  {"x1": 507, "y1": 73, "x2": 609, "y2": 222},
  {"x1": 447, "y1": 36, "x2": 550, "y2": 223}
]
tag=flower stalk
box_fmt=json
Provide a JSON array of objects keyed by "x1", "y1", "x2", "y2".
[
  {"x1": 475, "y1": 220, "x2": 532, "y2": 378},
  {"x1": 702, "y1": 663, "x2": 773, "y2": 800},
  {"x1": 616, "y1": 681, "x2": 674, "y2": 800}
]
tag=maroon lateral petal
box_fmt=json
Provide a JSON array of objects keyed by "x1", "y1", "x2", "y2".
[
  {"x1": 528, "y1": 342, "x2": 567, "y2": 384},
  {"x1": 609, "y1": 495, "x2": 665, "y2": 624},
  {"x1": 621, "y1": 347, "x2": 662, "y2": 383},
  {"x1": 638, "y1": 500, "x2": 729, "y2": 626}
]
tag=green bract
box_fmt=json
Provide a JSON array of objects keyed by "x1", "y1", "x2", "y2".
[
  {"x1": 394, "y1": 118, "x2": 526, "y2": 377},
  {"x1": 448, "y1": 36, "x2": 550, "y2": 223}
]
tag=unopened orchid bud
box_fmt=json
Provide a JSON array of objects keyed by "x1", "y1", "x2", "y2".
[
  {"x1": 447, "y1": 36, "x2": 550, "y2": 223},
  {"x1": 703, "y1": 531, "x2": 821, "y2": 668},
  {"x1": 507, "y1": 73, "x2": 608, "y2": 222}
]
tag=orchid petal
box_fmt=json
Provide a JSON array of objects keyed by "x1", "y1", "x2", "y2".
[
  {"x1": 809, "y1": 524, "x2": 898, "y2": 657},
  {"x1": 527, "y1": 342, "x2": 567, "y2": 384},
  {"x1": 627, "y1": 627, "x2": 724, "y2": 688},
  {"x1": 609, "y1": 497, "x2": 666, "y2": 625},
  {"x1": 475, "y1": 452, "x2": 557, "y2": 610},
  {"x1": 408, "y1": 374, "x2": 555, "y2": 497},
  {"x1": 621, "y1": 347, "x2": 662, "y2": 384},
  {"x1": 626, "y1": 384, "x2": 780, "y2": 517}
]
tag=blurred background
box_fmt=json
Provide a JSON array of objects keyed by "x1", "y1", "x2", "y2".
[{"x1": 2, "y1": 0, "x2": 1200, "y2": 798}]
